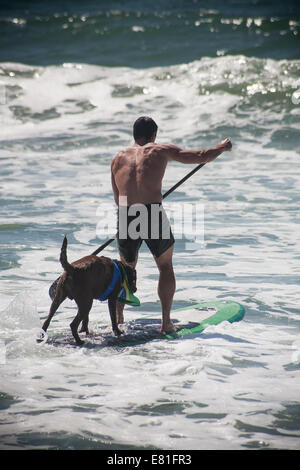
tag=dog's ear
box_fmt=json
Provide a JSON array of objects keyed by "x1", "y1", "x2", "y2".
[
  {"x1": 121, "y1": 262, "x2": 137, "y2": 292},
  {"x1": 123, "y1": 263, "x2": 136, "y2": 277}
]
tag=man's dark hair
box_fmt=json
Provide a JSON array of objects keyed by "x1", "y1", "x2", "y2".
[{"x1": 133, "y1": 116, "x2": 158, "y2": 142}]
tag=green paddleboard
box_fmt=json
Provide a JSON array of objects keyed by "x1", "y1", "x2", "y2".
[
  {"x1": 163, "y1": 300, "x2": 245, "y2": 339},
  {"x1": 116, "y1": 300, "x2": 245, "y2": 345},
  {"x1": 41, "y1": 300, "x2": 245, "y2": 348}
]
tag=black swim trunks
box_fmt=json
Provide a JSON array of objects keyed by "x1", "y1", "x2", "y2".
[{"x1": 117, "y1": 202, "x2": 175, "y2": 263}]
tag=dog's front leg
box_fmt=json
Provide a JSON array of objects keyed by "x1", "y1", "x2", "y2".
[
  {"x1": 108, "y1": 298, "x2": 123, "y2": 337},
  {"x1": 79, "y1": 318, "x2": 90, "y2": 335}
]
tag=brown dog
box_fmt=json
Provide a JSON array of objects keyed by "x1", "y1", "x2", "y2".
[{"x1": 41, "y1": 236, "x2": 137, "y2": 345}]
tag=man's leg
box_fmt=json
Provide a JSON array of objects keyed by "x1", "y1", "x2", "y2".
[{"x1": 154, "y1": 245, "x2": 176, "y2": 334}]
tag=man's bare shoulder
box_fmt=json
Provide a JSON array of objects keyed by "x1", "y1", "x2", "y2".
[
  {"x1": 155, "y1": 143, "x2": 180, "y2": 152},
  {"x1": 150, "y1": 143, "x2": 181, "y2": 159},
  {"x1": 111, "y1": 149, "x2": 128, "y2": 170},
  {"x1": 112, "y1": 149, "x2": 127, "y2": 160}
]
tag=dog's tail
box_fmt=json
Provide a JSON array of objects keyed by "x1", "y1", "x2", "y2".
[{"x1": 60, "y1": 236, "x2": 74, "y2": 275}]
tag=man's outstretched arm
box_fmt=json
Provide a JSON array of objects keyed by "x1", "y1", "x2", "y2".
[{"x1": 159, "y1": 138, "x2": 232, "y2": 164}]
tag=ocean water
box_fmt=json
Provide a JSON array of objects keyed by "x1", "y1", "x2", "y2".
[{"x1": 0, "y1": 0, "x2": 300, "y2": 451}]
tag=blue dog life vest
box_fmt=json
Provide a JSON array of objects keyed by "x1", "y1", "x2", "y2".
[{"x1": 97, "y1": 261, "x2": 121, "y2": 301}]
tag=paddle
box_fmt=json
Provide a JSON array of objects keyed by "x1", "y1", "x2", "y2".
[{"x1": 49, "y1": 162, "x2": 206, "y2": 300}]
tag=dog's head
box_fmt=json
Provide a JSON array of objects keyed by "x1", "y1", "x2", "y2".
[{"x1": 122, "y1": 263, "x2": 137, "y2": 293}]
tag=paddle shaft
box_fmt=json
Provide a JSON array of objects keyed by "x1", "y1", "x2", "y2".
[{"x1": 92, "y1": 162, "x2": 206, "y2": 256}]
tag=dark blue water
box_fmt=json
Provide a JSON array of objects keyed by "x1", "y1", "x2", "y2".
[{"x1": 1, "y1": 0, "x2": 299, "y2": 67}]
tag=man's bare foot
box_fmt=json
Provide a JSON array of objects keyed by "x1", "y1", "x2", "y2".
[{"x1": 159, "y1": 322, "x2": 180, "y2": 335}]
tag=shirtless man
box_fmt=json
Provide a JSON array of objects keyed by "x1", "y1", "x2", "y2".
[{"x1": 111, "y1": 116, "x2": 232, "y2": 334}]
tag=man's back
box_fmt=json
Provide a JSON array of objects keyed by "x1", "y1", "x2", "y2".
[
  {"x1": 111, "y1": 143, "x2": 168, "y2": 206},
  {"x1": 111, "y1": 138, "x2": 232, "y2": 207}
]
